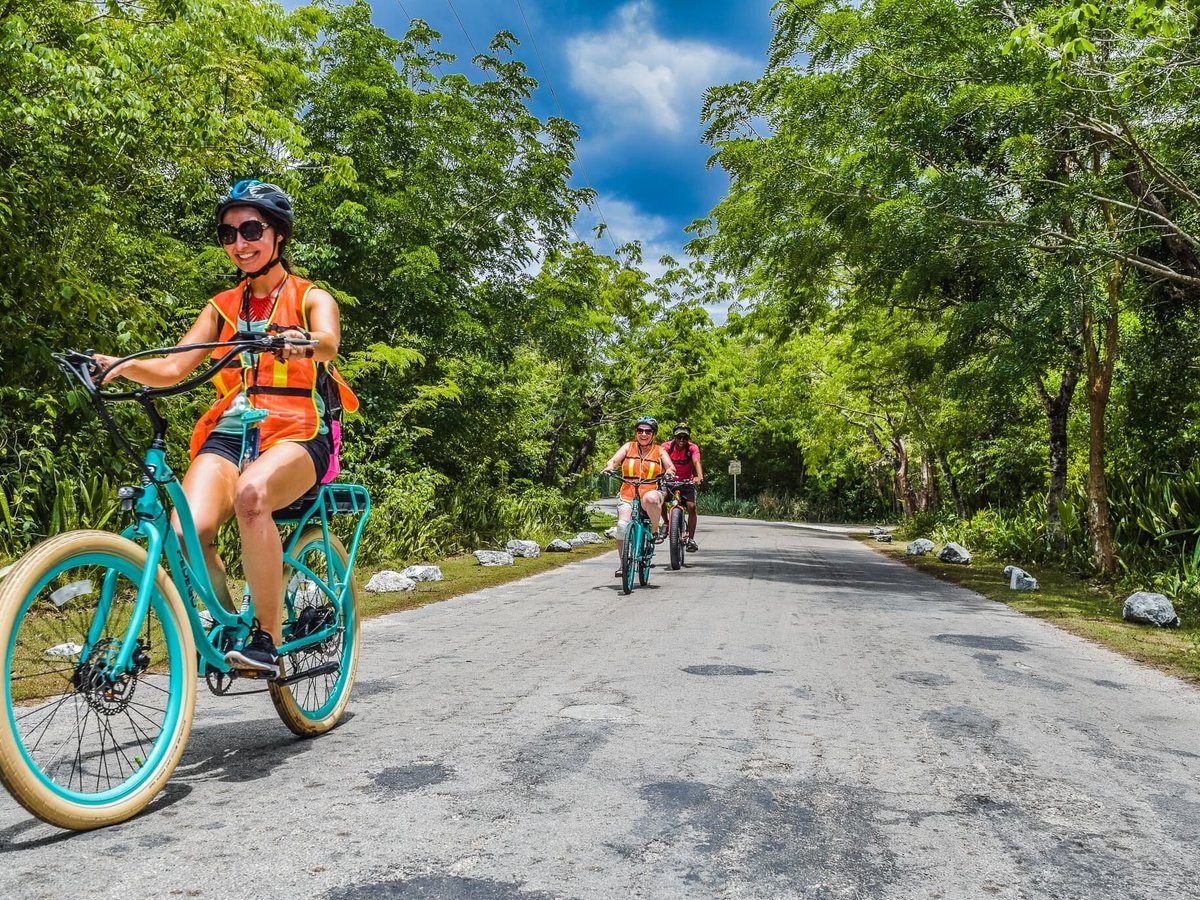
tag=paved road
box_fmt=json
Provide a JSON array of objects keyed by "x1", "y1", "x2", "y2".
[{"x1": 2, "y1": 516, "x2": 1200, "y2": 899}]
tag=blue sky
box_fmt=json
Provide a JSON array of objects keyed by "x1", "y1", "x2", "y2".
[{"x1": 363, "y1": 1, "x2": 776, "y2": 275}]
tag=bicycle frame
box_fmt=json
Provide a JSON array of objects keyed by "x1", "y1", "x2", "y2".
[{"x1": 114, "y1": 446, "x2": 370, "y2": 678}]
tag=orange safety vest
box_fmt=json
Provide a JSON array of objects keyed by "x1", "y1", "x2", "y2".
[
  {"x1": 619, "y1": 440, "x2": 664, "y2": 502},
  {"x1": 188, "y1": 275, "x2": 359, "y2": 461}
]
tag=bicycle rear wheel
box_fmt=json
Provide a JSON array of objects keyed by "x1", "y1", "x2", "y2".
[
  {"x1": 620, "y1": 524, "x2": 636, "y2": 595},
  {"x1": 270, "y1": 527, "x2": 360, "y2": 736},
  {"x1": 668, "y1": 506, "x2": 685, "y2": 570},
  {"x1": 0, "y1": 531, "x2": 196, "y2": 830}
]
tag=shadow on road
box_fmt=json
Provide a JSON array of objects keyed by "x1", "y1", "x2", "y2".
[
  {"x1": 175, "y1": 713, "x2": 349, "y2": 785},
  {"x1": 0, "y1": 782, "x2": 193, "y2": 850}
]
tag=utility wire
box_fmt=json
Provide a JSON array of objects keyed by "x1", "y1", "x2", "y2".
[
  {"x1": 513, "y1": 0, "x2": 621, "y2": 254},
  {"x1": 446, "y1": 0, "x2": 481, "y2": 57}
]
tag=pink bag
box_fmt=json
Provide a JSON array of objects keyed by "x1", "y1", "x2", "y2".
[{"x1": 321, "y1": 420, "x2": 342, "y2": 484}]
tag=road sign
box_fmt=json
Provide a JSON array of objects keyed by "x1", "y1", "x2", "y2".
[{"x1": 728, "y1": 460, "x2": 742, "y2": 475}]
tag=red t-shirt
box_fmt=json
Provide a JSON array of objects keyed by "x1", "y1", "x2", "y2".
[{"x1": 667, "y1": 441, "x2": 700, "y2": 480}]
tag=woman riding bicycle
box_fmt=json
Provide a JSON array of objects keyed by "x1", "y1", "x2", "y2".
[
  {"x1": 602, "y1": 416, "x2": 676, "y2": 578},
  {"x1": 92, "y1": 179, "x2": 353, "y2": 677}
]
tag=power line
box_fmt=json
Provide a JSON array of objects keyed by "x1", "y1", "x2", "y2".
[
  {"x1": 445, "y1": 0, "x2": 481, "y2": 58},
  {"x1": 396, "y1": 0, "x2": 411, "y2": 19},
  {"x1": 513, "y1": 0, "x2": 621, "y2": 254}
]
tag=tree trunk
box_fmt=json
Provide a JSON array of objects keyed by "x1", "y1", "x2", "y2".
[
  {"x1": 563, "y1": 397, "x2": 604, "y2": 481},
  {"x1": 935, "y1": 448, "x2": 966, "y2": 519},
  {"x1": 541, "y1": 421, "x2": 565, "y2": 487},
  {"x1": 1082, "y1": 153, "x2": 1122, "y2": 577},
  {"x1": 894, "y1": 437, "x2": 918, "y2": 517},
  {"x1": 920, "y1": 450, "x2": 941, "y2": 512},
  {"x1": 1083, "y1": 290, "x2": 1118, "y2": 575},
  {"x1": 1034, "y1": 360, "x2": 1080, "y2": 554}
]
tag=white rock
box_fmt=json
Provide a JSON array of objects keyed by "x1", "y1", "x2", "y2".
[
  {"x1": 938, "y1": 542, "x2": 972, "y2": 564},
  {"x1": 567, "y1": 537, "x2": 586, "y2": 548},
  {"x1": 473, "y1": 550, "x2": 514, "y2": 567},
  {"x1": 365, "y1": 571, "x2": 416, "y2": 592},
  {"x1": 545, "y1": 539, "x2": 573, "y2": 552},
  {"x1": 604, "y1": 526, "x2": 618, "y2": 540},
  {"x1": 907, "y1": 538, "x2": 934, "y2": 556},
  {"x1": 1007, "y1": 566, "x2": 1039, "y2": 591},
  {"x1": 505, "y1": 539, "x2": 541, "y2": 559},
  {"x1": 874, "y1": 533, "x2": 892, "y2": 543},
  {"x1": 1123, "y1": 591, "x2": 1180, "y2": 627},
  {"x1": 574, "y1": 531, "x2": 605, "y2": 545},
  {"x1": 400, "y1": 564, "x2": 443, "y2": 582}
]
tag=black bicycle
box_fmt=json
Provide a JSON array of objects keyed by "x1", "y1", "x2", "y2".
[{"x1": 663, "y1": 479, "x2": 695, "y2": 570}]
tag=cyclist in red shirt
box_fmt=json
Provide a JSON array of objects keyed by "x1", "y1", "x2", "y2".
[{"x1": 666, "y1": 422, "x2": 704, "y2": 552}]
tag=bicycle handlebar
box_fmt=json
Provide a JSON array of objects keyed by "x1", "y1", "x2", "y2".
[
  {"x1": 56, "y1": 332, "x2": 318, "y2": 404},
  {"x1": 55, "y1": 333, "x2": 319, "y2": 482},
  {"x1": 604, "y1": 472, "x2": 660, "y2": 483}
]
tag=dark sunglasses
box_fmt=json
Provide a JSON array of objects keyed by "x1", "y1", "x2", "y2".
[
  {"x1": 635, "y1": 427, "x2": 655, "y2": 434},
  {"x1": 217, "y1": 220, "x2": 272, "y2": 245}
]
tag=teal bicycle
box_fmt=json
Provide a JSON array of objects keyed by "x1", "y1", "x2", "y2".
[
  {"x1": 612, "y1": 475, "x2": 663, "y2": 595},
  {"x1": 0, "y1": 335, "x2": 369, "y2": 830}
]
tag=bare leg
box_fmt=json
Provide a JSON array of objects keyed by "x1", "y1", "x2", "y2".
[
  {"x1": 176, "y1": 453, "x2": 239, "y2": 612},
  {"x1": 686, "y1": 500, "x2": 698, "y2": 539},
  {"x1": 642, "y1": 490, "x2": 664, "y2": 531},
  {"x1": 235, "y1": 442, "x2": 317, "y2": 644}
]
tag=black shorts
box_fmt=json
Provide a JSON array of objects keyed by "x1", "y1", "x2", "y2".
[
  {"x1": 197, "y1": 430, "x2": 334, "y2": 485},
  {"x1": 668, "y1": 484, "x2": 697, "y2": 504}
]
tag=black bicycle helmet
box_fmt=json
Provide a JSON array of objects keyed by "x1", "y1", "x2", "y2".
[
  {"x1": 636, "y1": 416, "x2": 659, "y2": 433},
  {"x1": 217, "y1": 179, "x2": 294, "y2": 277},
  {"x1": 217, "y1": 179, "x2": 294, "y2": 232}
]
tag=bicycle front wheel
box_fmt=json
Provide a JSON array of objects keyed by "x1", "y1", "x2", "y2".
[
  {"x1": 270, "y1": 527, "x2": 360, "y2": 736},
  {"x1": 639, "y1": 528, "x2": 652, "y2": 586},
  {"x1": 0, "y1": 530, "x2": 196, "y2": 830},
  {"x1": 620, "y1": 525, "x2": 636, "y2": 595},
  {"x1": 669, "y1": 506, "x2": 685, "y2": 570}
]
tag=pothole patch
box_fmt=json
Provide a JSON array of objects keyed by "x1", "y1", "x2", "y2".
[
  {"x1": 683, "y1": 664, "x2": 771, "y2": 676},
  {"x1": 933, "y1": 634, "x2": 1030, "y2": 652},
  {"x1": 368, "y1": 762, "x2": 451, "y2": 796},
  {"x1": 325, "y1": 875, "x2": 555, "y2": 899},
  {"x1": 897, "y1": 671, "x2": 954, "y2": 687}
]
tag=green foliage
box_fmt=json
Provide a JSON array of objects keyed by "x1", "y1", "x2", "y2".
[
  {"x1": 359, "y1": 469, "x2": 453, "y2": 564},
  {"x1": 0, "y1": 2, "x2": 661, "y2": 564}
]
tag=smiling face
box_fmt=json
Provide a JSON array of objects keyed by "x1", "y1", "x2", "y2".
[
  {"x1": 635, "y1": 425, "x2": 656, "y2": 446},
  {"x1": 220, "y1": 206, "x2": 280, "y2": 274}
]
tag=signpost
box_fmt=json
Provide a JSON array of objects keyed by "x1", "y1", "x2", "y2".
[{"x1": 728, "y1": 459, "x2": 742, "y2": 500}]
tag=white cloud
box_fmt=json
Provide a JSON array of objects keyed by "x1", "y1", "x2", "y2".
[
  {"x1": 575, "y1": 194, "x2": 679, "y2": 278},
  {"x1": 573, "y1": 195, "x2": 731, "y2": 324},
  {"x1": 566, "y1": 2, "x2": 755, "y2": 136}
]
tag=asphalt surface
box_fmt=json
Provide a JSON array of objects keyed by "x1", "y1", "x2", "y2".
[{"x1": 2, "y1": 516, "x2": 1200, "y2": 899}]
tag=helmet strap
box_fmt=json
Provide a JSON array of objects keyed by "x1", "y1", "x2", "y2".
[{"x1": 242, "y1": 253, "x2": 282, "y2": 280}]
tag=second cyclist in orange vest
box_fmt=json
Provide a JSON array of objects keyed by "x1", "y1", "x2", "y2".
[{"x1": 602, "y1": 416, "x2": 676, "y2": 578}]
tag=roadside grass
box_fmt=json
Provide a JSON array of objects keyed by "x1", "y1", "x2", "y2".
[
  {"x1": 357, "y1": 510, "x2": 617, "y2": 620},
  {"x1": 856, "y1": 534, "x2": 1200, "y2": 683}
]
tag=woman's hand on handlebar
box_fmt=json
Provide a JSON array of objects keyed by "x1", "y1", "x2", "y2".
[
  {"x1": 89, "y1": 353, "x2": 128, "y2": 384},
  {"x1": 266, "y1": 325, "x2": 317, "y2": 361}
]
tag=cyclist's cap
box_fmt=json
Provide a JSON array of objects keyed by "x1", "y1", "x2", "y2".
[{"x1": 673, "y1": 422, "x2": 690, "y2": 436}]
